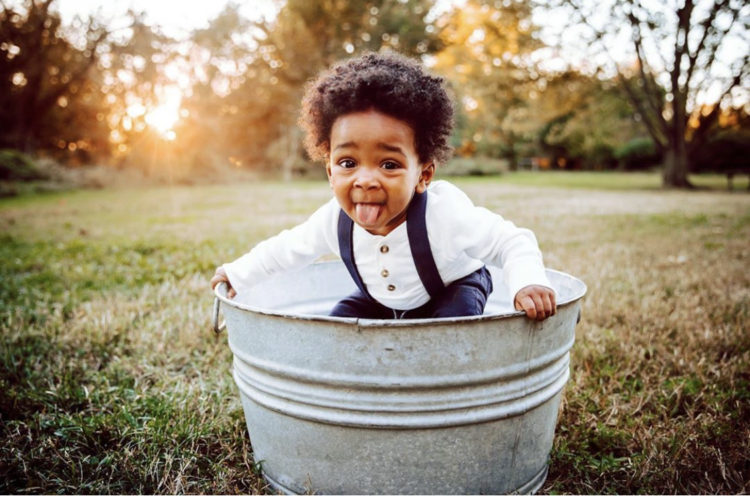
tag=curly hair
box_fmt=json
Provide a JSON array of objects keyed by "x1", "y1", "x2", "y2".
[{"x1": 299, "y1": 51, "x2": 454, "y2": 166}]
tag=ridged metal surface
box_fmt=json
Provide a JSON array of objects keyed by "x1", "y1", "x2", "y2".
[{"x1": 216, "y1": 261, "x2": 586, "y2": 494}]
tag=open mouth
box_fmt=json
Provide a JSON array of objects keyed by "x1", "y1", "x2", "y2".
[{"x1": 355, "y1": 203, "x2": 383, "y2": 225}]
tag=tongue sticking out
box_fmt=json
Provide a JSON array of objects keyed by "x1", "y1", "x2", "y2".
[{"x1": 355, "y1": 203, "x2": 381, "y2": 225}]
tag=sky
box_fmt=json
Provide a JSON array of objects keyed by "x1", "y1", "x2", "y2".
[
  {"x1": 55, "y1": 0, "x2": 458, "y2": 38},
  {"x1": 56, "y1": 0, "x2": 280, "y2": 38},
  {"x1": 50, "y1": 0, "x2": 749, "y2": 110}
]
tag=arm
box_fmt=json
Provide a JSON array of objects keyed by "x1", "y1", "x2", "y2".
[
  {"x1": 475, "y1": 221, "x2": 557, "y2": 321},
  {"x1": 433, "y1": 183, "x2": 556, "y2": 320},
  {"x1": 212, "y1": 199, "x2": 338, "y2": 297}
]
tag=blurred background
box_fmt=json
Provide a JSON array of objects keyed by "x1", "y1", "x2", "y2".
[
  {"x1": 1, "y1": 0, "x2": 748, "y2": 191},
  {"x1": 2, "y1": 3, "x2": 749, "y2": 493}
]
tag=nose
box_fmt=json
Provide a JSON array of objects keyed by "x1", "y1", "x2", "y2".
[{"x1": 353, "y1": 167, "x2": 380, "y2": 190}]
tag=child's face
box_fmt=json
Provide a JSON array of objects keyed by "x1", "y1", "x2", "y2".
[{"x1": 326, "y1": 109, "x2": 434, "y2": 236}]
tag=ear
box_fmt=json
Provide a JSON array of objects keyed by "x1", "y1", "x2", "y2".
[
  {"x1": 325, "y1": 157, "x2": 333, "y2": 186},
  {"x1": 415, "y1": 162, "x2": 435, "y2": 193}
]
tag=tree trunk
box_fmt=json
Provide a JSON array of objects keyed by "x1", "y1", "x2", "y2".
[{"x1": 662, "y1": 139, "x2": 692, "y2": 188}]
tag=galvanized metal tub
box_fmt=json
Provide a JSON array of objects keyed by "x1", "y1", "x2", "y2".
[{"x1": 213, "y1": 261, "x2": 586, "y2": 495}]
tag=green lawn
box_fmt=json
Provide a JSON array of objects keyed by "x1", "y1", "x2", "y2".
[
  {"x1": 447, "y1": 170, "x2": 748, "y2": 191},
  {"x1": 1, "y1": 173, "x2": 748, "y2": 493}
]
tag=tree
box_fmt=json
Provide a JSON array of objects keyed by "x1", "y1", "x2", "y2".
[
  {"x1": 538, "y1": 0, "x2": 749, "y2": 187},
  {"x1": 181, "y1": 0, "x2": 443, "y2": 178},
  {"x1": 526, "y1": 71, "x2": 647, "y2": 169},
  {"x1": 0, "y1": 0, "x2": 174, "y2": 166},
  {"x1": 244, "y1": 0, "x2": 442, "y2": 177},
  {"x1": 431, "y1": 0, "x2": 542, "y2": 167},
  {"x1": 0, "y1": 0, "x2": 109, "y2": 155}
]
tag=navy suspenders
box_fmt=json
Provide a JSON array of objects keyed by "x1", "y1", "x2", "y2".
[
  {"x1": 406, "y1": 191, "x2": 445, "y2": 300},
  {"x1": 337, "y1": 191, "x2": 444, "y2": 302},
  {"x1": 337, "y1": 210, "x2": 370, "y2": 298}
]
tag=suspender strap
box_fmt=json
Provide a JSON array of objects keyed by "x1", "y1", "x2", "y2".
[
  {"x1": 406, "y1": 191, "x2": 444, "y2": 300},
  {"x1": 337, "y1": 191, "x2": 444, "y2": 302},
  {"x1": 337, "y1": 209, "x2": 372, "y2": 300}
]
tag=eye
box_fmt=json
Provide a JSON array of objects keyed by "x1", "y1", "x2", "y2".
[
  {"x1": 381, "y1": 161, "x2": 401, "y2": 170},
  {"x1": 338, "y1": 159, "x2": 356, "y2": 169}
]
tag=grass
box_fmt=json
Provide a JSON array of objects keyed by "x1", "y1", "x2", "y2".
[
  {"x1": 1, "y1": 171, "x2": 748, "y2": 493},
  {"x1": 462, "y1": 170, "x2": 750, "y2": 191}
]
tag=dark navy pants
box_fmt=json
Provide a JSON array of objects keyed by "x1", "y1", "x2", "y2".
[{"x1": 330, "y1": 266, "x2": 493, "y2": 319}]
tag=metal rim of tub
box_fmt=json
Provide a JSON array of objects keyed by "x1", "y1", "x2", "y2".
[{"x1": 213, "y1": 262, "x2": 586, "y2": 329}]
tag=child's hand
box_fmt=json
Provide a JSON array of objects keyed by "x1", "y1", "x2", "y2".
[
  {"x1": 514, "y1": 285, "x2": 556, "y2": 321},
  {"x1": 210, "y1": 266, "x2": 236, "y2": 298}
]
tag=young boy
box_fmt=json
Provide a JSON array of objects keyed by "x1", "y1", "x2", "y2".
[{"x1": 210, "y1": 52, "x2": 556, "y2": 321}]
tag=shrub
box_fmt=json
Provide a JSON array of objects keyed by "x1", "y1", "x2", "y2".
[
  {"x1": 440, "y1": 157, "x2": 509, "y2": 176},
  {"x1": 614, "y1": 138, "x2": 662, "y2": 170},
  {"x1": 690, "y1": 130, "x2": 750, "y2": 175},
  {"x1": 585, "y1": 143, "x2": 617, "y2": 170},
  {"x1": 0, "y1": 149, "x2": 48, "y2": 181}
]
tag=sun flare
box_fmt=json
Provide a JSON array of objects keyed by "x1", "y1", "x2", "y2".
[{"x1": 143, "y1": 86, "x2": 182, "y2": 140}]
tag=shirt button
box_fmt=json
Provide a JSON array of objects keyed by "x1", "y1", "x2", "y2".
[
  {"x1": 387, "y1": 284, "x2": 396, "y2": 291},
  {"x1": 380, "y1": 245, "x2": 389, "y2": 254},
  {"x1": 381, "y1": 269, "x2": 389, "y2": 278}
]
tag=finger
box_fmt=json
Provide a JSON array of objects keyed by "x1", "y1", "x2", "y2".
[
  {"x1": 211, "y1": 276, "x2": 227, "y2": 290},
  {"x1": 549, "y1": 291, "x2": 557, "y2": 316},
  {"x1": 542, "y1": 292, "x2": 554, "y2": 319},
  {"x1": 228, "y1": 288, "x2": 236, "y2": 299},
  {"x1": 530, "y1": 293, "x2": 546, "y2": 321},
  {"x1": 519, "y1": 295, "x2": 537, "y2": 320}
]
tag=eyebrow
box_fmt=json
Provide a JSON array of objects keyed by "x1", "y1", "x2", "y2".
[
  {"x1": 378, "y1": 143, "x2": 405, "y2": 155},
  {"x1": 333, "y1": 141, "x2": 406, "y2": 156},
  {"x1": 333, "y1": 141, "x2": 358, "y2": 151}
]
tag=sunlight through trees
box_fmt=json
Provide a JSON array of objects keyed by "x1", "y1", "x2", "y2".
[{"x1": 1, "y1": 0, "x2": 747, "y2": 187}]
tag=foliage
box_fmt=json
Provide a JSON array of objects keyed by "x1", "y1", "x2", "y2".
[
  {"x1": 0, "y1": 148, "x2": 47, "y2": 181},
  {"x1": 689, "y1": 107, "x2": 750, "y2": 177},
  {"x1": 538, "y1": 0, "x2": 749, "y2": 187},
  {"x1": 439, "y1": 156, "x2": 509, "y2": 176},
  {"x1": 614, "y1": 138, "x2": 662, "y2": 171},
  {"x1": 432, "y1": 0, "x2": 542, "y2": 166},
  {"x1": 1, "y1": 0, "x2": 747, "y2": 180},
  {"x1": 690, "y1": 129, "x2": 750, "y2": 175},
  {"x1": 0, "y1": 0, "x2": 177, "y2": 168},
  {"x1": 527, "y1": 72, "x2": 646, "y2": 170},
  {"x1": 0, "y1": 0, "x2": 110, "y2": 158},
  {"x1": 247, "y1": 0, "x2": 442, "y2": 176},
  {"x1": 164, "y1": 0, "x2": 444, "y2": 179}
]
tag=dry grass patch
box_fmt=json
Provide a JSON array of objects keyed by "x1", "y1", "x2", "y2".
[{"x1": 1, "y1": 176, "x2": 748, "y2": 494}]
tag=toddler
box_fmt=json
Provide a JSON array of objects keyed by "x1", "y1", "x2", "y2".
[{"x1": 211, "y1": 52, "x2": 556, "y2": 321}]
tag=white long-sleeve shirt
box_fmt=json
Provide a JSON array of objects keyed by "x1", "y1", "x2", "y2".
[{"x1": 224, "y1": 180, "x2": 551, "y2": 310}]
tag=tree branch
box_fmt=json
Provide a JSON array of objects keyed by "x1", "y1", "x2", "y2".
[
  {"x1": 33, "y1": 27, "x2": 109, "y2": 119},
  {"x1": 626, "y1": 4, "x2": 669, "y2": 137},
  {"x1": 616, "y1": 70, "x2": 667, "y2": 149},
  {"x1": 685, "y1": 0, "x2": 725, "y2": 79},
  {"x1": 688, "y1": 56, "x2": 748, "y2": 152},
  {"x1": 568, "y1": 0, "x2": 669, "y2": 147},
  {"x1": 685, "y1": 0, "x2": 737, "y2": 90},
  {"x1": 667, "y1": 0, "x2": 693, "y2": 145},
  {"x1": 630, "y1": 0, "x2": 670, "y2": 71}
]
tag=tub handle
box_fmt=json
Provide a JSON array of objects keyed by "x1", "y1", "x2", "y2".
[{"x1": 213, "y1": 282, "x2": 227, "y2": 334}]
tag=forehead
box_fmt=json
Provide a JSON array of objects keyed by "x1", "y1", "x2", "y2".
[{"x1": 330, "y1": 110, "x2": 415, "y2": 148}]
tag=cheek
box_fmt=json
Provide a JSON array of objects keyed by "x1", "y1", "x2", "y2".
[{"x1": 329, "y1": 178, "x2": 349, "y2": 198}]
